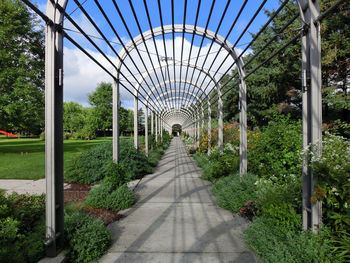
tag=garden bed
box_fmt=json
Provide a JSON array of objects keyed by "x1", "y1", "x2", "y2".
[{"x1": 64, "y1": 181, "x2": 124, "y2": 225}]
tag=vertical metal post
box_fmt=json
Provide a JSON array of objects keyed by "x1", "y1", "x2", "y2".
[
  {"x1": 145, "y1": 106, "x2": 149, "y2": 155},
  {"x1": 45, "y1": 3, "x2": 64, "y2": 256},
  {"x1": 218, "y1": 85, "x2": 223, "y2": 152},
  {"x1": 196, "y1": 110, "x2": 200, "y2": 145},
  {"x1": 151, "y1": 111, "x2": 154, "y2": 135},
  {"x1": 155, "y1": 114, "x2": 158, "y2": 143},
  {"x1": 201, "y1": 104, "x2": 204, "y2": 132},
  {"x1": 193, "y1": 113, "x2": 196, "y2": 141},
  {"x1": 208, "y1": 103, "x2": 212, "y2": 155},
  {"x1": 161, "y1": 118, "x2": 163, "y2": 141},
  {"x1": 134, "y1": 95, "x2": 138, "y2": 149},
  {"x1": 299, "y1": 0, "x2": 322, "y2": 232},
  {"x1": 113, "y1": 78, "x2": 120, "y2": 163},
  {"x1": 239, "y1": 81, "x2": 248, "y2": 175}
]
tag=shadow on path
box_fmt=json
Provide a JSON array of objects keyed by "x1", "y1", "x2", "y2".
[{"x1": 99, "y1": 138, "x2": 258, "y2": 263}]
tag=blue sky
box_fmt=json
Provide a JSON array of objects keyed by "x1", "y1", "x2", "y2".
[{"x1": 32, "y1": 0, "x2": 281, "y2": 109}]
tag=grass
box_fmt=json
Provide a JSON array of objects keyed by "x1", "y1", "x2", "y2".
[{"x1": 0, "y1": 136, "x2": 114, "y2": 180}]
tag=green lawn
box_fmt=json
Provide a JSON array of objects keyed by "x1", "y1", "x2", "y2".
[{"x1": 0, "y1": 136, "x2": 113, "y2": 180}]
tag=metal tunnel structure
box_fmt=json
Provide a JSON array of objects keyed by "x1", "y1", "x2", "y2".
[{"x1": 22, "y1": 0, "x2": 344, "y2": 256}]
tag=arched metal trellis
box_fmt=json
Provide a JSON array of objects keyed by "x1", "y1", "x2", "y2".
[{"x1": 21, "y1": 0, "x2": 345, "y2": 256}]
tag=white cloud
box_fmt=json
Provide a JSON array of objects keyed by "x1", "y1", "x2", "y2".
[{"x1": 63, "y1": 47, "x2": 133, "y2": 106}]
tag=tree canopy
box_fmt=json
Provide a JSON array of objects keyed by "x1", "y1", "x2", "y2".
[
  {"x1": 0, "y1": 0, "x2": 45, "y2": 134},
  {"x1": 220, "y1": 0, "x2": 349, "y2": 127}
]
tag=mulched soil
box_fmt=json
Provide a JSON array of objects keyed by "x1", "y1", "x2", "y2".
[
  {"x1": 64, "y1": 181, "x2": 124, "y2": 225},
  {"x1": 83, "y1": 207, "x2": 125, "y2": 225}
]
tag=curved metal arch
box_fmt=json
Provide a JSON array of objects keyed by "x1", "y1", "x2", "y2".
[
  {"x1": 141, "y1": 71, "x2": 217, "y2": 111},
  {"x1": 146, "y1": 80, "x2": 205, "y2": 108},
  {"x1": 164, "y1": 112, "x2": 189, "y2": 124},
  {"x1": 119, "y1": 25, "x2": 242, "y2": 114},
  {"x1": 166, "y1": 115, "x2": 187, "y2": 125},
  {"x1": 155, "y1": 89, "x2": 202, "y2": 102},
  {"x1": 116, "y1": 25, "x2": 242, "y2": 70},
  {"x1": 162, "y1": 108, "x2": 195, "y2": 123},
  {"x1": 144, "y1": 80, "x2": 206, "y2": 113},
  {"x1": 135, "y1": 60, "x2": 220, "y2": 93},
  {"x1": 160, "y1": 96, "x2": 199, "y2": 109}
]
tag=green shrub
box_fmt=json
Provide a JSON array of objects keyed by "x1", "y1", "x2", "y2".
[
  {"x1": 65, "y1": 142, "x2": 112, "y2": 184},
  {"x1": 39, "y1": 131, "x2": 45, "y2": 141},
  {"x1": 245, "y1": 217, "x2": 339, "y2": 263},
  {"x1": 193, "y1": 152, "x2": 209, "y2": 169},
  {"x1": 198, "y1": 144, "x2": 240, "y2": 182},
  {"x1": 85, "y1": 184, "x2": 112, "y2": 209},
  {"x1": 6, "y1": 193, "x2": 45, "y2": 232},
  {"x1": 255, "y1": 176, "x2": 302, "y2": 230},
  {"x1": 0, "y1": 191, "x2": 46, "y2": 263},
  {"x1": 0, "y1": 217, "x2": 20, "y2": 245},
  {"x1": 73, "y1": 126, "x2": 96, "y2": 140},
  {"x1": 65, "y1": 139, "x2": 153, "y2": 184},
  {"x1": 21, "y1": 217, "x2": 46, "y2": 262},
  {"x1": 64, "y1": 132, "x2": 73, "y2": 140},
  {"x1": 103, "y1": 162, "x2": 130, "y2": 189},
  {"x1": 119, "y1": 140, "x2": 152, "y2": 180},
  {"x1": 212, "y1": 173, "x2": 258, "y2": 212},
  {"x1": 85, "y1": 165, "x2": 135, "y2": 212},
  {"x1": 248, "y1": 114, "x2": 302, "y2": 180},
  {"x1": 85, "y1": 184, "x2": 135, "y2": 212},
  {"x1": 262, "y1": 202, "x2": 301, "y2": 230},
  {"x1": 105, "y1": 184, "x2": 135, "y2": 211},
  {"x1": 0, "y1": 217, "x2": 23, "y2": 263},
  {"x1": 64, "y1": 209, "x2": 111, "y2": 263},
  {"x1": 148, "y1": 150, "x2": 161, "y2": 167},
  {"x1": 329, "y1": 231, "x2": 350, "y2": 262}
]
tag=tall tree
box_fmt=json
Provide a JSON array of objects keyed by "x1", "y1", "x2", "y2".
[
  {"x1": 0, "y1": 0, "x2": 45, "y2": 134},
  {"x1": 222, "y1": 1, "x2": 349, "y2": 127},
  {"x1": 88, "y1": 82, "x2": 113, "y2": 136},
  {"x1": 63, "y1": 102, "x2": 85, "y2": 135},
  {"x1": 320, "y1": 0, "x2": 350, "y2": 122}
]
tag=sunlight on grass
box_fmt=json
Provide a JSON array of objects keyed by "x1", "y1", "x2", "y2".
[{"x1": 0, "y1": 137, "x2": 113, "y2": 180}]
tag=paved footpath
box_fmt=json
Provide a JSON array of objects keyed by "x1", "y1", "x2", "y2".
[{"x1": 100, "y1": 137, "x2": 258, "y2": 263}]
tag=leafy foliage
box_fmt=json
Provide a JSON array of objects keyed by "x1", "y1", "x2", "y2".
[
  {"x1": 245, "y1": 217, "x2": 339, "y2": 263},
  {"x1": 212, "y1": 173, "x2": 258, "y2": 213},
  {"x1": 65, "y1": 142, "x2": 112, "y2": 184},
  {"x1": 85, "y1": 166, "x2": 135, "y2": 212},
  {"x1": 248, "y1": 115, "x2": 302, "y2": 180},
  {"x1": 0, "y1": 0, "x2": 45, "y2": 134},
  {"x1": 88, "y1": 82, "x2": 113, "y2": 136},
  {"x1": 311, "y1": 134, "x2": 350, "y2": 233},
  {"x1": 65, "y1": 139, "x2": 154, "y2": 184},
  {"x1": 64, "y1": 208, "x2": 111, "y2": 263},
  {"x1": 119, "y1": 140, "x2": 152, "y2": 180},
  {"x1": 0, "y1": 191, "x2": 45, "y2": 262}
]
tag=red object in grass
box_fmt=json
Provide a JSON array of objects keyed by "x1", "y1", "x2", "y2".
[{"x1": 0, "y1": 130, "x2": 18, "y2": 137}]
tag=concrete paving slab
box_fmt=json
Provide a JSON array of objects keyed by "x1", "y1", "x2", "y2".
[
  {"x1": 0, "y1": 179, "x2": 69, "y2": 195},
  {"x1": 100, "y1": 138, "x2": 258, "y2": 262},
  {"x1": 100, "y1": 252, "x2": 257, "y2": 263},
  {"x1": 0, "y1": 179, "x2": 46, "y2": 195}
]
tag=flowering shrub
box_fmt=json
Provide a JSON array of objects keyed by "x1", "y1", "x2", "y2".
[{"x1": 311, "y1": 133, "x2": 350, "y2": 232}]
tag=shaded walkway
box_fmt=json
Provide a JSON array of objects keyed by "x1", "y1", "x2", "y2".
[{"x1": 100, "y1": 138, "x2": 257, "y2": 263}]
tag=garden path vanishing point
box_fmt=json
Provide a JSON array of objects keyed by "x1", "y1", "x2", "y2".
[{"x1": 100, "y1": 137, "x2": 258, "y2": 263}]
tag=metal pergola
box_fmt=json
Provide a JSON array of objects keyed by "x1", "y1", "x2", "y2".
[{"x1": 22, "y1": 0, "x2": 344, "y2": 256}]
